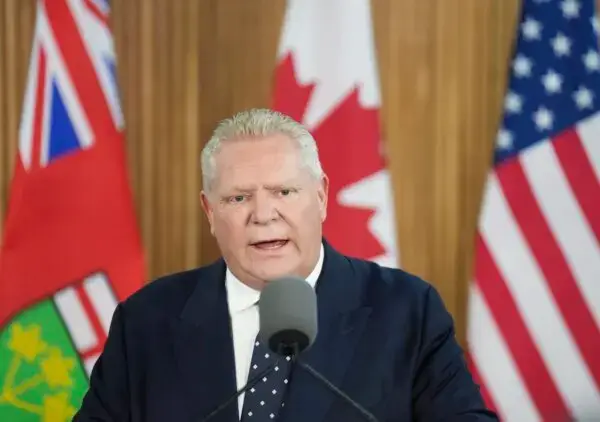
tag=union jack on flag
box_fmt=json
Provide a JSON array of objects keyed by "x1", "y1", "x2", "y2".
[
  {"x1": 19, "y1": 0, "x2": 122, "y2": 171},
  {"x1": 467, "y1": 0, "x2": 600, "y2": 421},
  {"x1": 0, "y1": 0, "x2": 144, "y2": 419}
]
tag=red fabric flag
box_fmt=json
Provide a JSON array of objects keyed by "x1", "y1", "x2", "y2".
[
  {"x1": 272, "y1": 0, "x2": 400, "y2": 266},
  {"x1": 0, "y1": 1, "x2": 144, "y2": 418}
]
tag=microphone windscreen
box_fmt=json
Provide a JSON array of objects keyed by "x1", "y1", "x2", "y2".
[{"x1": 258, "y1": 276, "x2": 318, "y2": 356}]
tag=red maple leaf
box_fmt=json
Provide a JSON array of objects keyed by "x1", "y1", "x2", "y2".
[{"x1": 273, "y1": 52, "x2": 386, "y2": 260}]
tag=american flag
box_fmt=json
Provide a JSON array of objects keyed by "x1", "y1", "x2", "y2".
[{"x1": 467, "y1": 0, "x2": 600, "y2": 421}]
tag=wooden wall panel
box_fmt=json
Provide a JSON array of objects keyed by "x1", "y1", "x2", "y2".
[
  {"x1": 0, "y1": 0, "x2": 525, "y2": 344},
  {"x1": 0, "y1": 0, "x2": 36, "y2": 243},
  {"x1": 374, "y1": 0, "x2": 521, "y2": 341}
]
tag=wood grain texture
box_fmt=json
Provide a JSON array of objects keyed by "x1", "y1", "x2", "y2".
[{"x1": 0, "y1": 0, "x2": 525, "y2": 344}]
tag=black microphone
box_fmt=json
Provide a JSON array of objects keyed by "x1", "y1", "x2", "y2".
[
  {"x1": 258, "y1": 276, "x2": 380, "y2": 422},
  {"x1": 200, "y1": 359, "x2": 280, "y2": 422}
]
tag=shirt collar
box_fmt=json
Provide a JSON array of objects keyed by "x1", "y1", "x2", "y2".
[{"x1": 226, "y1": 242, "x2": 325, "y2": 314}]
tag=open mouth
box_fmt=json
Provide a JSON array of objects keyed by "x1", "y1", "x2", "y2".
[{"x1": 250, "y1": 239, "x2": 289, "y2": 250}]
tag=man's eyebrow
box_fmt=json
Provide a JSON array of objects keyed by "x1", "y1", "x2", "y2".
[
  {"x1": 226, "y1": 186, "x2": 256, "y2": 193},
  {"x1": 220, "y1": 183, "x2": 301, "y2": 194},
  {"x1": 263, "y1": 181, "x2": 301, "y2": 190}
]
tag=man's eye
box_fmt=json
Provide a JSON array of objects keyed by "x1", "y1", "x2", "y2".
[
  {"x1": 230, "y1": 195, "x2": 246, "y2": 203},
  {"x1": 279, "y1": 188, "x2": 296, "y2": 196}
]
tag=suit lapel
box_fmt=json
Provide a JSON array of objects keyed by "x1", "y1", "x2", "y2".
[
  {"x1": 171, "y1": 260, "x2": 239, "y2": 422},
  {"x1": 281, "y1": 241, "x2": 372, "y2": 422}
]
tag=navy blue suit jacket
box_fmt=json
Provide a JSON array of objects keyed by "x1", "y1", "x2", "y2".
[{"x1": 74, "y1": 241, "x2": 498, "y2": 421}]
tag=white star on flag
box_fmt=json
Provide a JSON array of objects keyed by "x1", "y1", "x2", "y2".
[
  {"x1": 573, "y1": 86, "x2": 593, "y2": 109},
  {"x1": 496, "y1": 129, "x2": 514, "y2": 150},
  {"x1": 505, "y1": 92, "x2": 523, "y2": 114},
  {"x1": 522, "y1": 18, "x2": 542, "y2": 40},
  {"x1": 551, "y1": 32, "x2": 571, "y2": 56},
  {"x1": 533, "y1": 106, "x2": 553, "y2": 130},
  {"x1": 514, "y1": 55, "x2": 533, "y2": 77},
  {"x1": 583, "y1": 50, "x2": 600, "y2": 71},
  {"x1": 561, "y1": 0, "x2": 581, "y2": 19},
  {"x1": 542, "y1": 69, "x2": 563, "y2": 94}
]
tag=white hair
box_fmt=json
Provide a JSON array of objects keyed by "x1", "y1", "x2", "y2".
[{"x1": 201, "y1": 108, "x2": 324, "y2": 192}]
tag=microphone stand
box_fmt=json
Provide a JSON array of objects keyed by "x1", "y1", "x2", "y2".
[
  {"x1": 276, "y1": 343, "x2": 379, "y2": 422},
  {"x1": 200, "y1": 360, "x2": 279, "y2": 422},
  {"x1": 296, "y1": 361, "x2": 378, "y2": 422}
]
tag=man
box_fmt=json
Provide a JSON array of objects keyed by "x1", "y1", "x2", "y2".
[{"x1": 74, "y1": 108, "x2": 498, "y2": 421}]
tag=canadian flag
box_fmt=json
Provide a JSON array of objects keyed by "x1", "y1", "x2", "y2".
[{"x1": 273, "y1": 0, "x2": 399, "y2": 267}]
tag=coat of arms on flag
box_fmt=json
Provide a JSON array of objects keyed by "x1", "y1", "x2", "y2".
[
  {"x1": 0, "y1": 1, "x2": 145, "y2": 420},
  {"x1": 0, "y1": 272, "x2": 118, "y2": 421}
]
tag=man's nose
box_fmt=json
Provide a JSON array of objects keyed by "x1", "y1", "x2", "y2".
[{"x1": 250, "y1": 195, "x2": 279, "y2": 224}]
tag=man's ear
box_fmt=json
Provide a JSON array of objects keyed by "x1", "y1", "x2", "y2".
[
  {"x1": 318, "y1": 174, "x2": 329, "y2": 222},
  {"x1": 200, "y1": 191, "x2": 215, "y2": 236}
]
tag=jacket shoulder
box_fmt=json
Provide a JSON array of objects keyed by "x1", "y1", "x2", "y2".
[
  {"x1": 118, "y1": 260, "x2": 222, "y2": 322},
  {"x1": 343, "y1": 256, "x2": 453, "y2": 331},
  {"x1": 347, "y1": 256, "x2": 435, "y2": 304}
]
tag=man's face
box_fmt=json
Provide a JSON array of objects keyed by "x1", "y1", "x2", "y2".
[{"x1": 200, "y1": 133, "x2": 328, "y2": 290}]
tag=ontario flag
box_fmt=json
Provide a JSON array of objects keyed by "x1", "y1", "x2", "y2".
[
  {"x1": 0, "y1": 0, "x2": 144, "y2": 420},
  {"x1": 273, "y1": 0, "x2": 399, "y2": 267}
]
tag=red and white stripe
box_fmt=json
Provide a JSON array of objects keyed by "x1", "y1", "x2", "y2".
[
  {"x1": 468, "y1": 111, "x2": 600, "y2": 421},
  {"x1": 82, "y1": 0, "x2": 109, "y2": 28},
  {"x1": 53, "y1": 272, "x2": 118, "y2": 376}
]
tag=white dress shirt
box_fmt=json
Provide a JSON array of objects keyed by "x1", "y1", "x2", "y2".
[{"x1": 225, "y1": 243, "x2": 325, "y2": 419}]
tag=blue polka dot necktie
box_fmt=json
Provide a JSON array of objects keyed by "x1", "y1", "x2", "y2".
[{"x1": 240, "y1": 336, "x2": 292, "y2": 421}]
